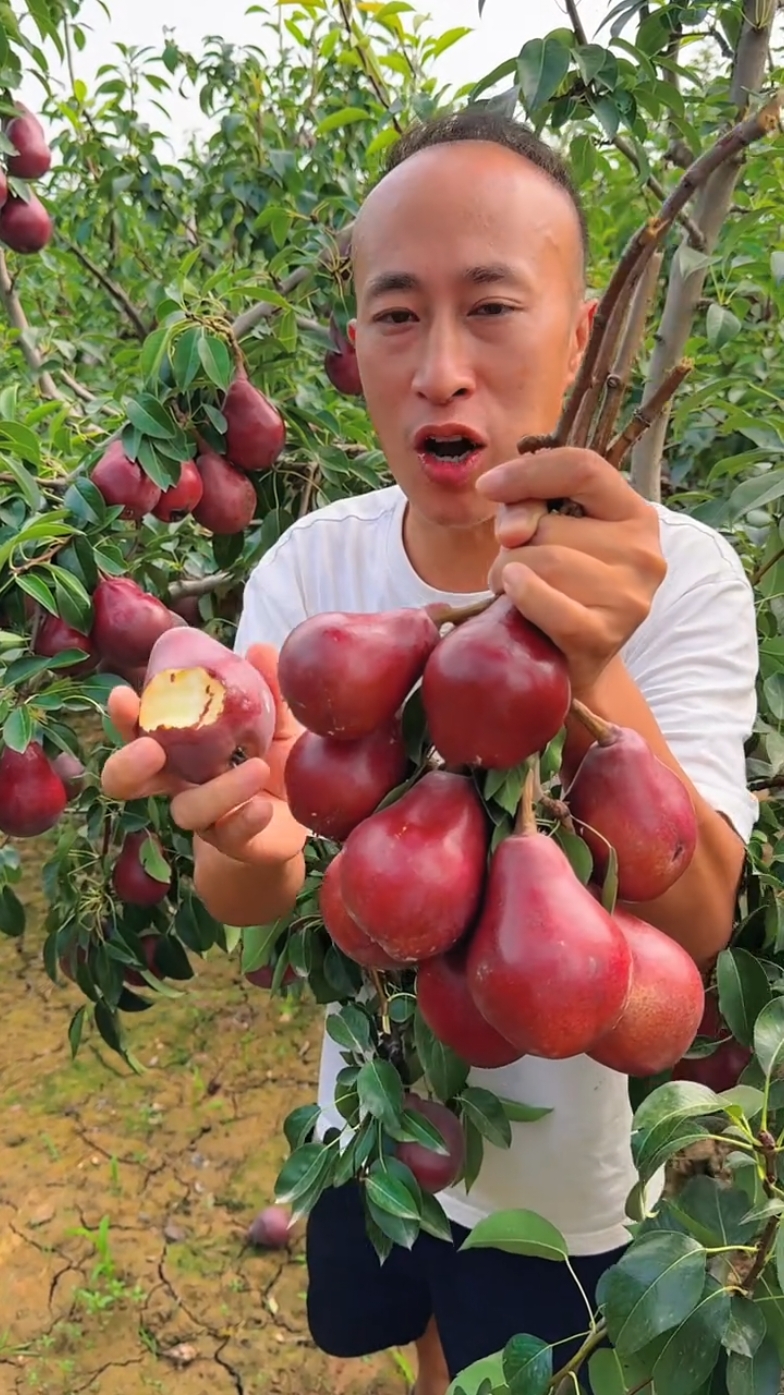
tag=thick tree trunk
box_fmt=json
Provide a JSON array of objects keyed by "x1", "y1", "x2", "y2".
[{"x1": 629, "y1": 0, "x2": 776, "y2": 502}]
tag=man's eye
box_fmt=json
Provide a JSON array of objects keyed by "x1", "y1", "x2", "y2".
[
  {"x1": 474, "y1": 302, "x2": 513, "y2": 317},
  {"x1": 377, "y1": 309, "x2": 415, "y2": 324}
]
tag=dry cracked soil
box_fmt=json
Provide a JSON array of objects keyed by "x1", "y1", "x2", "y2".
[{"x1": 0, "y1": 845, "x2": 412, "y2": 1395}]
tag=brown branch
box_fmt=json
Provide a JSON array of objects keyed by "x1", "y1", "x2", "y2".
[
  {"x1": 0, "y1": 251, "x2": 69, "y2": 403},
  {"x1": 231, "y1": 223, "x2": 355, "y2": 340},
  {"x1": 564, "y1": 0, "x2": 588, "y2": 46},
  {"x1": 62, "y1": 239, "x2": 150, "y2": 339},
  {"x1": 337, "y1": 0, "x2": 403, "y2": 133},
  {"x1": 167, "y1": 572, "x2": 232, "y2": 601},
  {"x1": 605, "y1": 359, "x2": 693, "y2": 468},
  {"x1": 612, "y1": 133, "x2": 706, "y2": 249},
  {"x1": 590, "y1": 250, "x2": 664, "y2": 458},
  {"x1": 630, "y1": 0, "x2": 780, "y2": 500}
]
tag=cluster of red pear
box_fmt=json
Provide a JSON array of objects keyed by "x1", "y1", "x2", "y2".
[
  {"x1": 274, "y1": 599, "x2": 706, "y2": 1078},
  {"x1": 90, "y1": 366, "x2": 285, "y2": 535},
  {"x1": 0, "y1": 103, "x2": 54, "y2": 254}
]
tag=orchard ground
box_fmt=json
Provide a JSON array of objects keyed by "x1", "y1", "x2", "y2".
[{"x1": 0, "y1": 838, "x2": 410, "y2": 1395}]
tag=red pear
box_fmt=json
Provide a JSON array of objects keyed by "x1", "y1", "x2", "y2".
[
  {"x1": 169, "y1": 595, "x2": 202, "y2": 627},
  {"x1": 123, "y1": 933, "x2": 166, "y2": 987},
  {"x1": 32, "y1": 611, "x2": 97, "y2": 676},
  {"x1": 284, "y1": 721, "x2": 408, "y2": 842},
  {"x1": 137, "y1": 626, "x2": 275, "y2": 784},
  {"x1": 92, "y1": 577, "x2": 179, "y2": 669},
  {"x1": 566, "y1": 710, "x2": 698, "y2": 902},
  {"x1": 192, "y1": 449, "x2": 257, "y2": 534},
  {"x1": 152, "y1": 459, "x2": 204, "y2": 521},
  {"x1": 417, "y1": 945, "x2": 523, "y2": 1069},
  {"x1": 112, "y1": 831, "x2": 171, "y2": 907},
  {"x1": 223, "y1": 370, "x2": 286, "y2": 472},
  {"x1": 671, "y1": 989, "x2": 751, "y2": 1091},
  {"x1": 279, "y1": 608, "x2": 440, "y2": 741},
  {"x1": 319, "y1": 853, "x2": 400, "y2": 970},
  {"x1": 467, "y1": 823, "x2": 632, "y2": 1060},
  {"x1": 52, "y1": 751, "x2": 86, "y2": 799},
  {"x1": 91, "y1": 440, "x2": 162, "y2": 520},
  {"x1": 6, "y1": 105, "x2": 51, "y2": 179},
  {"x1": 0, "y1": 193, "x2": 53, "y2": 253},
  {"x1": 0, "y1": 742, "x2": 67, "y2": 838},
  {"x1": 421, "y1": 597, "x2": 571, "y2": 769},
  {"x1": 588, "y1": 903, "x2": 705, "y2": 1077},
  {"x1": 340, "y1": 771, "x2": 488, "y2": 962},
  {"x1": 246, "y1": 1206, "x2": 292, "y2": 1249},
  {"x1": 245, "y1": 963, "x2": 297, "y2": 989},
  {"x1": 395, "y1": 1095, "x2": 465, "y2": 1193},
  {"x1": 324, "y1": 318, "x2": 362, "y2": 396}
]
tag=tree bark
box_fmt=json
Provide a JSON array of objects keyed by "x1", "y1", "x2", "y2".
[
  {"x1": 629, "y1": 0, "x2": 777, "y2": 501},
  {"x1": 0, "y1": 251, "x2": 68, "y2": 403}
]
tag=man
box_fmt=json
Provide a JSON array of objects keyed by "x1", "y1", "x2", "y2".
[{"x1": 103, "y1": 110, "x2": 759, "y2": 1393}]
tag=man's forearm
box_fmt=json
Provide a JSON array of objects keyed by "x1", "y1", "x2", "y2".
[
  {"x1": 563, "y1": 657, "x2": 746, "y2": 969},
  {"x1": 193, "y1": 836, "x2": 305, "y2": 928}
]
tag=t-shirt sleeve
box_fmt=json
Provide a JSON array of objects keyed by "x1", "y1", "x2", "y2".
[
  {"x1": 233, "y1": 538, "x2": 308, "y2": 656},
  {"x1": 627, "y1": 550, "x2": 759, "y2": 844}
]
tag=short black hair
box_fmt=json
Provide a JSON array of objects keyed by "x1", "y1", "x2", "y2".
[{"x1": 383, "y1": 107, "x2": 589, "y2": 264}]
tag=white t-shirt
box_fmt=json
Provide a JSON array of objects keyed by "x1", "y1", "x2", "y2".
[{"x1": 234, "y1": 482, "x2": 759, "y2": 1256}]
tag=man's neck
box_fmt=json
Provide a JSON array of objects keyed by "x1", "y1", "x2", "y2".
[{"x1": 402, "y1": 504, "x2": 498, "y2": 595}]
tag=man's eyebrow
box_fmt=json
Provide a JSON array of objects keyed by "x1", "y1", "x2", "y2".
[{"x1": 364, "y1": 263, "x2": 521, "y2": 300}]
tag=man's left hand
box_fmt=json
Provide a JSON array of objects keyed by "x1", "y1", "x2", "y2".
[{"x1": 476, "y1": 447, "x2": 667, "y2": 698}]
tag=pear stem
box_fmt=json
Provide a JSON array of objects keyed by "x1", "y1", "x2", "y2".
[
  {"x1": 569, "y1": 699, "x2": 614, "y2": 745},
  {"x1": 433, "y1": 596, "x2": 493, "y2": 629},
  {"x1": 515, "y1": 763, "x2": 538, "y2": 835},
  {"x1": 370, "y1": 970, "x2": 391, "y2": 1035}
]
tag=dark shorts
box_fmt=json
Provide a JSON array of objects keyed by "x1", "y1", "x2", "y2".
[{"x1": 305, "y1": 1180, "x2": 625, "y2": 1381}]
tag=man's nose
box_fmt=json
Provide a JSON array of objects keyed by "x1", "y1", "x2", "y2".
[{"x1": 411, "y1": 320, "x2": 475, "y2": 403}]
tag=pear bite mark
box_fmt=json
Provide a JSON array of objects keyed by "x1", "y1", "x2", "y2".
[{"x1": 138, "y1": 627, "x2": 275, "y2": 784}]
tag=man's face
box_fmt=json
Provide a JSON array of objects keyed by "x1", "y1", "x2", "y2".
[{"x1": 352, "y1": 140, "x2": 594, "y2": 531}]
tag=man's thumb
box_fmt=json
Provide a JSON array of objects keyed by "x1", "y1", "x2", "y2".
[{"x1": 244, "y1": 642, "x2": 303, "y2": 742}]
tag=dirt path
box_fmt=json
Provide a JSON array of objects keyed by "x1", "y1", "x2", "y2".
[{"x1": 0, "y1": 866, "x2": 412, "y2": 1395}]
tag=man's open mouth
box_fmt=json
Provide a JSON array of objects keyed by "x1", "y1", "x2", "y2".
[{"x1": 415, "y1": 429, "x2": 485, "y2": 465}]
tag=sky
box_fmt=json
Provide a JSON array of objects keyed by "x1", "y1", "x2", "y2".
[{"x1": 18, "y1": 0, "x2": 611, "y2": 149}]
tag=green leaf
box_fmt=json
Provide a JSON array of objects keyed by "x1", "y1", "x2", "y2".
[
  {"x1": 275, "y1": 1142, "x2": 334, "y2": 1206},
  {"x1": 516, "y1": 36, "x2": 571, "y2": 113},
  {"x1": 776, "y1": 1220, "x2": 784, "y2": 1296},
  {"x1": 459, "y1": 1087, "x2": 512, "y2": 1149},
  {"x1": 365, "y1": 1162, "x2": 420, "y2": 1222},
  {"x1": 0, "y1": 420, "x2": 40, "y2": 465},
  {"x1": 68, "y1": 1004, "x2": 86, "y2": 1059},
  {"x1": 460, "y1": 1208, "x2": 567, "y2": 1262},
  {"x1": 652, "y1": 1276, "x2": 730, "y2": 1395},
  {"x1": 2, "y1": 452, "x2": 41, "y2": 511},
  {"x1": 723, "y1": 1294, "x2": 767, "y2": 1359},
  {"x1": 172, "y1": 327, "x2": 203, "y2": 391},
  {"x1": 753, "y1": 997, "x2": 784, "y2": 1083},
  {"x1": 0, "y1": 885, "x2": 26, "y2": 937},
  {"x1": 497, "y1": 1097, "x2": 553, "y2": 1123},
  {"x1": 669, "y1": 1175, "x2": 760, "y2": 1249},
  {"x1": 446, "y1": 1352, "x2": 505, "y2": 1395},
  {"x1": 717, "y1": 949, "x2": 772, "y2": 1049},
  {"x1": 283, "y1": 1104, "x2": 321, "y2": 1152},
  {"x1": 2, "y1": 702, "x2": 34, "y2": 753},
  {"x1": 418, "y1": 1189, "x2": 453, "y2": 1244},
  {"x1": 125, "y1": 394, "x2": 176, "y2": 440},
  {"x1": 241, "y1": 919, "x2": 286, "y2": 973},
  {"x1": 771, "y1": 251, "x2": 784, "y2": 285},
  {"x1": 603, "y1": 1231, "x2": 707, "y2": 1356},
  {"x1": 415, "y1": 1011, "x2": 469, "y2": 1101},
  {"x1": 391, "y1": 1107, "x2": 450, "y2": 1154},
  {"x1": 326, "y1": 1003, "x2": 372, "y2": 1056},
  {"x1": 315, "y1": 106, "x2": 370, "y2": 134},
  {"x1": 726, "y1": 1337, "x2": 781, "y2": 1395},
  {"x1": 16, "y1": 571, "x2": 57, "y2": 615},
  {"x1": 139, "y1": 325, "x2": 172, "y2": 383},
  {"x1": 554, "y1": 828, "x2": 593, "y2": 884},
  {"x1": 588, "y1": 1348, "x2": 627, "y2": 1395},
  {"x1": 197, "y1": 332, "x2": 233, "y2": 391},
  {"x1": 364, "y1": 1190, "x2": 420, "y2": 1251},
  {"x1": 633, "y1": 1081, "x2": 724, "y2": 1136},
  {"x1": 356, "y1": 1059, "x2": 404, "y2": 1127},
  {"x1": 706, "y1": 303, "x2": 742, "y2": 349},
  {"x1": 503, "y1": 1333, "x2": 552, "y2": 1394}
]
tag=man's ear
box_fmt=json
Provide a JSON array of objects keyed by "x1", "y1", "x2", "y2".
[
  {"x1": 347, "y1": 318, "x2": 357, "y2": 345},
  {"x1": 566, "y1": 297, "x2": 598, "y2": 386}
]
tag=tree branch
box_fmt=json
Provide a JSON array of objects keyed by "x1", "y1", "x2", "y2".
[
  {"x1": 630, "y1": 0, "x2": 779, "y2": 502},
  {"x1": 0, "y1": 251, "x2": 68, "y2": 403},
  {"x1": 62, "y1": 239, "x2": 150, "y2": 340},
  {"x1": 167, "y1": 572, "x2": 232, "y2": 601},
  {"x1": 337, "y1": 0, "x2": 403, "y2": 133},
  {"x1": 613, "y1": 133, "x2": 706, "y2": 249},
  {"x1": 231, "y1": 223, "x2": 354, "y2": 340},
  {"x1": 565, "y1": 0, "x2": 588, "y2": 46}
]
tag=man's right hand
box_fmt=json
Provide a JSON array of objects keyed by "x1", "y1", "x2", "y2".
[{"x1": 100, "y1": 643, "x2": 307, "y2": 868}]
